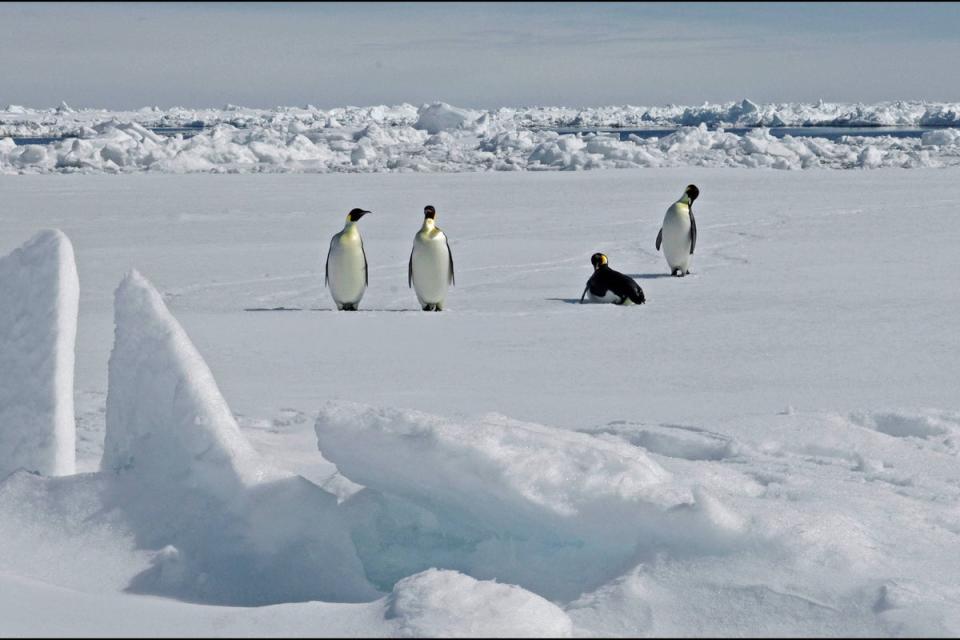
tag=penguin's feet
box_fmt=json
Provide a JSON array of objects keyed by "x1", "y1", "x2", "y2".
[
  {"x1": 341, "y1": 303, "x2": 358, "y2": 311},
  {"x1": 672, "y1": 268, "x2": 685, "y2": 277},
  {"x1": 422, "y1": 304, "x2": 435, "y2": 311}
]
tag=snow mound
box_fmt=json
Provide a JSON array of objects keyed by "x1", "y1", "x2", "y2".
[
  {"x1": 102, "y1": 271, "x2": 375, "y2": 605},
  {"x1": 0, "y1": 230, "x2": 78, "y2": 478},
  {"x1": 414, "y1": 102, "x2": 481, "y2": 134},
  {"x1": 387, "y1": 569, "x2": 573, "y2": 638},
  {"x1": 316, "y1": 403, "x2": 745, "y2": 600}
]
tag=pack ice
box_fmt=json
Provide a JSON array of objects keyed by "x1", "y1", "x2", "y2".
[
  {"x1": 0, "y1": 248, "x2": 578, "y2": 635},
  {"x1": 3, "y1": 100, "x2": 960, "y2": 173}
]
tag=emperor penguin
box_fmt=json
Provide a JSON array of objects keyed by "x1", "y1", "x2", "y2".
[
  {"x1": 409, "y1": 205, "x2": 454, "y2": 311},
  {"x1": 655, "y1": 184, "x2": 699, "y2": 276},
  {"x1": 325, "y1": 208, "x2": 371, "y2": 310},
  {"x1": 580, "y1": 253, "x2": 646, "y2": 305}
]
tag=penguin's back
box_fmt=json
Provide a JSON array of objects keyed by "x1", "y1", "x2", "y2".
[{"x1": 586, "y1": 267, "x2": 645, "y2": 305}]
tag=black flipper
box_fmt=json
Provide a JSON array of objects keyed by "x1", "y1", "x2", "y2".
[
  {"x1": 408, "y1": 249, "x2": 414, "y2": 288},
  {"x1": 579, "y1": 284, "x2": 590, "y2": 303},
  {"x1": 689, "y1": 211, "x2": 697, "y2": 255},
  {"x1": 325, "y1": 239, "x2": 332, "y2": 287},
  {"x1": 446, "y1": 236, "x2": 455, "y2": 286},
  {"x1": 656, "y1": 228, "x2": 663, "y2": 251},
  {"x1": 361, "y1": 237, "x2": 369, "y2": 286}
]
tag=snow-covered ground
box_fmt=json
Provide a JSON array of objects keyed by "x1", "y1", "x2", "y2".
[
  {"x1": 1, "y1": 168, "x2": 960, "y2": 636},
  {"x1": 3, "y1": 101, "x2": 960, "y2": 173}
]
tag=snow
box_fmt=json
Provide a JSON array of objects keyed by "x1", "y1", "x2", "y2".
[
  {"x1": 0, "y1": 229, "x2": 79, "y2": 477},
  {"x1": 4, "y1": 98, "x2": 960, "y2": 137},
  {"x1": 0, "y1": 567, "x2": 571, "y2": 638},
  {"x1": 0, "y1": 167, "x2": 959, "y2": 635},
  {"x1": 316, "y1": 404, "x2": 743, "y2": 600},
  {"x1": 3, "y1": 101, "x2": 960, "y2": 173},
  {"x1": 386, "y1": 569, "x2": 573, "y2": 638},
  {"x1": 101, "y1": 270, "x2": 375, "y2": 605},
  {"x1": 413, "y1": 102, "x2": 481, "y2": 135},
  {"x1": 103, "y1": 269, "x2": 274, "y2": 489}
]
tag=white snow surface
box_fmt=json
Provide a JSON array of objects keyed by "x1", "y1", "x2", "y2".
[
  {"x1": 0, "y1": 229, "x2": 78, "y2": 477},
  {"x1": 3, "y1": 100, "x2": 960, "y2": 173},
  {"x1": 0, "y1": 168, "x2": 959, "y2": 636}
]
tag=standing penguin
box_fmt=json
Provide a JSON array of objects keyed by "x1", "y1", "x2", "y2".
[
  {"x1": 656, "y1": 184, "x2": 699, "y2": 277},
  {"x1": 580, "y1": 253, "x2": 646, "y2": 305},
  {"x1": 325, "y1": 208, "x2": 371, "y2": 310},
  {"x1": 409, "y1": 205, "x2": 454, "y2": 311}
]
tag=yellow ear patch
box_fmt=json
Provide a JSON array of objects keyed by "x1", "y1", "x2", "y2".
[{"x1": 600, "y1": 254, "x2": 608, "y2": 265}]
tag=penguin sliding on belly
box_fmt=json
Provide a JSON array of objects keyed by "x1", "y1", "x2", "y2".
[
  {"x1": 409, "y1": 205, "x2": 454, "y2": 311},
  {"x1": 580, "y1": 253, "x2": 646, "y2": 305},
  {"x1": 325, "y1": 208, "x2": 371, "y2": 310},
  {"x1": 656, "y1": 184, "x2": 699, "y2": 277}
]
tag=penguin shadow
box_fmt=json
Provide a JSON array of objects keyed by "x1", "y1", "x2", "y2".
[
  {"x1": 625, "y1": 273, "x2": 675, "y2": 280},
  {"x1": 243, "y1": 307, "x2": 414, "y2": 313},
  {"x1": 546, "y1": 298, "x2": 650, "y2": 305}
]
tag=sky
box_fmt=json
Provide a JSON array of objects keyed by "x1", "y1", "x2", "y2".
[{"x1": 1, "y1": 2, "x2": 959, "y2": 110}]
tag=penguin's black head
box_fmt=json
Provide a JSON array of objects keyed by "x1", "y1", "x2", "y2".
[
  {"x1": 347, "y1": 208, "x2": 371, "y2": 221},
  {"x1": 685, "y1": 184, "x2": 700, "y2": 204},
  {"x1": 424, "y1": 205, "x2": 437, "y2": 220},
  {"x1": 590, "y1": 253, "x2": 609, "y2": 270}
]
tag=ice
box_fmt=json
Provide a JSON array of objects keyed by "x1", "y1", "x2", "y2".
[
  {"x1": 386, "y1": 569, "x2": 573, "y2": 638},
  {"x1": 101, "y1": 270, "x2": 375, "y2": 605},
  {"x1": 102, "y1": 270, "x2": 273, "y2": 489},
  {"x1": 0, "y1": 564, "x2": 570, "y2": 638},
  {"x1": 4, "y1": 100, "x2": 960, "y2": 174},
  {"x1": 0, "y1": 230, "x2": 78, "y2": 477},
  {"x1": 922, "y1": 128, "x2": 960, "y2": 146},
  {"x1": 413, "y1": 102, "x2": 481, "y2": 134},
  {"x1": 1, "y1": 168, "x2": 959, "y2": 635},
  {"x1": 849, "y1": 410, "x2": 957, "y2": 441},
  {"x1": 316, "y1": 403, "x2": 743, "y2": 600}
]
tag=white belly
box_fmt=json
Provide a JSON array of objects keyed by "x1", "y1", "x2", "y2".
[
  {"x1": 327, "y1": 237, "x2": 366, "y2": 306},
  {"x1": 411, "y1": 233, "x2": 450, "y2": 305},
  {"x1": 586, "y1": 290, "x2": 621, "y2": 304},
  {"x1": 661, "y1": 203, "x2": 692, "y2": 271}
]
